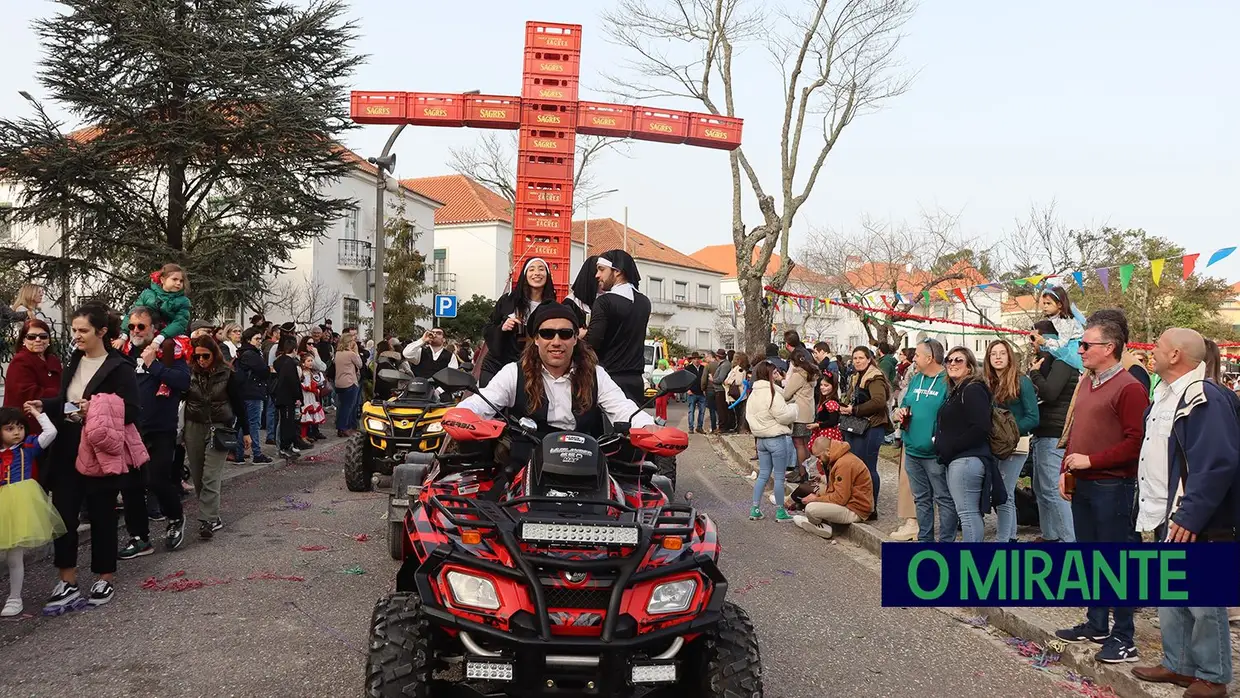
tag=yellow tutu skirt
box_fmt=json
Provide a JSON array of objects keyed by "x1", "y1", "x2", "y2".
[{"x1": 0, "y1": 479, "x2": 67, "y2": 549}]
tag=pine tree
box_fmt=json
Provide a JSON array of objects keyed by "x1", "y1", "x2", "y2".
[
  {"x1": 383, "y1": 200, "x2": 434, "y2": 339},
  {"x1": 0, "y1": 0, "x2": 362, "y2": 318}
]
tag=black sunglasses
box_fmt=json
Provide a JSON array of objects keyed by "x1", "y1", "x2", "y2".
[
  {"x1": 1080, "y1": 341, "x2": 1112, "y2": 351},
  {"x1": 128, "y1": 323, "x2": 147, "y2": 332},
  {"x1": 25, "y1": 333, "x2": 49, "y2": 341},
  {"x1": 194, "y1": 353, "x2": 213, "y2": 361},
  {"x1": 537, "y1": 328, "x2": 575, "y2": 340},
  {"x1": 946, "y1": 356, "x2": 968, "y2": 365}
]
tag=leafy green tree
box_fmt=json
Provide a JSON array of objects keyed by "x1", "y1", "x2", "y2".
[
  {"x1": 647, "y1": 327, "x2": 689, "y2": 360},
  {"x1": 438, "y1": 295, "x2": 494, "y2": 344},
  {"x1": 382, "y1": 201, "x2": 433, "y2": 339},
  {"x1": 0, "y1": 0, "x2": 361, "y2": 318}
]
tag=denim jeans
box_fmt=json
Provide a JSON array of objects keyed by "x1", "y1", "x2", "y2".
[
  {"x1": 904, "y1": 453, "x2": 958, "y2": 543},
  {"x1": 686, "y1": 394, "x2": 706, "y2": 431},
  {"x1": 946, "y1": 456, "x2": 986, "y2": 542},
  {"x1": 1072, "y1": 477, "x2": 1137, "y2": 644},
  {"x1": 995, "y1": 451, "x2": 1027, "y2": 542},
  {"x1": 335, "y1": 383, "x2": 361, "y2": 432},
  {"x1": 753, "y1": 435, "x2": 793, "y2": 509},
  {"x1": 1032, "y1": 436, "x2": 1075, "y2": 542},
  {"x1": 846, "y1": 427, "x2": 885, "y2": 505},
  {"x1": 235, "y1": 399, "x2": 264, "y2": 460},
  {"x1": 1159, "y1": 606, "x2": 1233, "y2": 684},
  {"x1": 265, "y1": 396, "x2": 278, "y2": 441}
]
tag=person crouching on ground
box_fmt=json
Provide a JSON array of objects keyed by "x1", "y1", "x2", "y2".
[
  {"x1": 745, "y1": 360, "x2": 798, "y2": 522},
  {"x1": 791, "y1": 437, "x2": 874, "y2": 539}
]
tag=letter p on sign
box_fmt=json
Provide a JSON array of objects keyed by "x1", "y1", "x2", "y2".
[{"x1": 434, "y1": 295, "x2": 458, "y2": 318}]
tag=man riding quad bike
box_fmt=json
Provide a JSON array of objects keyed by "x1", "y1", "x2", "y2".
[{"x1": 365, "y1": 303, "x2": 764, "y2": 698}]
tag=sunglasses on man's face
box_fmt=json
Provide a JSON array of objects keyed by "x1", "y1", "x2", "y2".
[
  {"x1": 128, "y1": 323, "x2": 147, "y2": 332},
  {"x1": 25, "y1": 333, "x2": 49, "y2": 341},
  {"x1": 1079, "y1": 341, "x2": 1111, "y2": 352},
  {"x1": 537, "y1": 328, "x2": 576, "y2": 340}
]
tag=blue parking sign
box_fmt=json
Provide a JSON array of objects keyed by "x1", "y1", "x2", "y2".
[{"x1": 434, "y1": 294, "x2": 457, "y2": 318}]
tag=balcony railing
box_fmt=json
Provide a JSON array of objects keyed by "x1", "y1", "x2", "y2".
[
  {"x1": 433, "y1": 272, "x2": 457, "y2": 294},
  {"x1": 338, "y1": 239, "x2": 373, "y2": 269},
  {"x1": 647, "y1": 296, "x2": 678, "y2": 316}
]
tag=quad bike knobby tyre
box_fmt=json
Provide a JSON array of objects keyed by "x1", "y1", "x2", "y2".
[
  {"x1": 344, "y1": 432, "x2": 371, "y2": 492},
  {"x1": 387, "y1": 519, "x2": 405, "y2": 561},
  {"x1": 365, "y1": 592, "x2": 434, "y2": 698},
  {"x1": 653, "y1": 454, "x2": 677, "y2": 491},
  {"x1": 688, "y1": 601, "x2": 764, "y2": 697}
]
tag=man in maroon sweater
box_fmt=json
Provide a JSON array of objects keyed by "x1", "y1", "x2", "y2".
[{"x1": 1054, "y1": 311, "x2": 1149, "y2": 664}]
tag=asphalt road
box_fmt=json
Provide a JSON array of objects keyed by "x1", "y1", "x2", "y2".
[{"x1": 0, "y1": 414, "x2": 1075, "y2": 698}]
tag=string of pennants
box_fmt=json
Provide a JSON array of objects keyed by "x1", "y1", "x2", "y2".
[{"x1": 734, "y1": 247, "x2": 1239, "y2": 314}]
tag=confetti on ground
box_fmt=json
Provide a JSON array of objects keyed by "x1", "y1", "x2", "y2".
[
  {"x1": 289, "y1": 524, "x2": 373, "y2": 542},
  {"x1": 279, "y1": 495, "x2": 312, "y2": 510},
  {"x1": 777, "y1": 569, "x2": 794, "y2": 576},
  {"x1": 732, "y1": 578, "x2": 774, "y2": 596},
  {"x1": 321, "y1": 508, "x2": 335, "y2": 514},
  {"x1": 1057, "y1": 671, "x2": 1121, "y2": 698},
  {"x1": 1005, "y1": 637, "x2": 1060, "y2": 669},
  {"x1": 962, "y1": 615, "x2": 988, "y2": 628},
  {"x1": 286, "y1": 600, "x2": 365, "y2": 655},
  {"x1": 298, "y1": 545, "x2": 330, "y2": 552},
  {"x1": 140, "y1": 570, "x2": 233, "y2": 592},
  {"x1": 354, "y1": 533, "x2": 370, "y2": 542},
  {"x1": 246, "y1": 572, "x2": 306, "y2": 582},
  {"x1": 341, "y1": 565, "x2": 366, "y2": 575}
]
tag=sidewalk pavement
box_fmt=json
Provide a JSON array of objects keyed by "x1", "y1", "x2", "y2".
[{"x1": 710, "y1": 432, "x2": 1240, "y2": 698}]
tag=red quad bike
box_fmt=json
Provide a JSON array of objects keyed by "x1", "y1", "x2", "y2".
[{"x1": 365, "y1": 367, "x2": 764, "y2": 698}]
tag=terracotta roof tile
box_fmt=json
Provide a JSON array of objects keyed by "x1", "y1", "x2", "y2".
[
  {"x1": 1001, "y1": 295, "x2": 1039, "y2": 313},
  {"x1": 571, "y1": 219, "x2": 722, "y2": 274},
  {"x1": 400, "y1": 174, "x2": 513, "y2": 225},
  {"x1": 689, "y1": 244, "x2": 826, "y2": 282}
]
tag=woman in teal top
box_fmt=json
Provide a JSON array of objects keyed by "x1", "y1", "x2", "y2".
[{"x1": 984, "y1": 339, "x2": 1040, "y2": 542}]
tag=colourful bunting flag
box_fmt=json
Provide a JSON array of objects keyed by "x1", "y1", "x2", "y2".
[
  {"x1": 953, "y1": 288, "x2": 967, "y2": 303},
  {"x1": 922, "y1": 290, "x2": 931, "y2": 304},
  {"x1": 1026, "y1": 275, "x2": 1046, "y2": 286},
  {"x1": 1097, "y1": 268, "x2": 1110, "y2": 292},
  {"x1": 936, "y1": 289, "x2": 949, "y2": 301},
  {"x1": 1150, "y1": 259, "x2": 1165, "y2": 286},
  {"x1": 1207, "y1": 247, "x2": 1236, "y2": 267},
  {"x1": 1013, "y1": 278, "x2": 1028, "y2": 286},
  {"x1": 1183, "y1": 253, "x2": 1199, "y2": 279},
  {"x1": 1071, "y1": 271, "x2": 1085, "y2": 291},
  {"x1": 1119, "y1": 264, "x2": 1134, "y2": 292}
]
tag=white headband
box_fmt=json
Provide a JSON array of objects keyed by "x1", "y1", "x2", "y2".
[
  {"x1": 596, "y1": 257, "x2": 615, "y2": 270},
  {"x1": 523, "y1": 257, "x2": 548, "y2": 274}
]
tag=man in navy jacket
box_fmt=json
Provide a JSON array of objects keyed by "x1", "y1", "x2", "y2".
[
  {"x1": 117, "y1": 307, "x2": 192, "y2": 557},
  {"x1": 1132, "y1": 328, "x2": 1238, "y2": 697}
]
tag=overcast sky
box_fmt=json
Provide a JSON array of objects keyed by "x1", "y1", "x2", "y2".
[{"x1": 2, "y1": 0, "x2": 1237, "y2": 283}]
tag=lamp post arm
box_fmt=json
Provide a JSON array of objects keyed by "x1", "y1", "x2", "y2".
[{"x1": 372, "y1": 123, "x2": 406, "y2": 343}]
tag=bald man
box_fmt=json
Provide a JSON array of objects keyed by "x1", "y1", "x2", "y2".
[{"x1": 1132, "y1": 327, "x2": 1239, "y2": 695}]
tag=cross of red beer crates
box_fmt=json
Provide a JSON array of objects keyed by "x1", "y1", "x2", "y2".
[{"x1": 350, "y1": 20, "x2": 743, "y2": 291}]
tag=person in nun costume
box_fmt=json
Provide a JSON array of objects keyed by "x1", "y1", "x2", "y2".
[
  {"x1": 479, "y1": 257, "x2": 555, "y2": 387},
  {"x1": 586, "y1": 249, "x2": 652, "y2": 403},
  {"x1": 565, "y1": 255, "x2": 599, "y2": 338}
]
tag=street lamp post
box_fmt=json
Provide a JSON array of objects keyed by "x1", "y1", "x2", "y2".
[
  {"x1": 368, "y1": 89, "x2": 479, "y2": 342},
  {"x1": 581, "y1": 188, "x2": 618, "y2": 258}
]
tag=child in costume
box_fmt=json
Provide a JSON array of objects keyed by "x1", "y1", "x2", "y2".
[
  {"x1": 122, "y1": 263, "x2": 192, "y2": 347},
  {"x1": 298, "y1": 353, "x2": 326, "y2": 441},
  {"x1": 0, "y1": 404, "x2": 66, "y2": 617},
  {"x1": 1033, "y1": 285, "x2": 1085, "y2": 372}
]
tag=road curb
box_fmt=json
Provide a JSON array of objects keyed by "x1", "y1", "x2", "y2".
[
  {"x1": 25, "y1": 437, "x2": 348, "y2": 566},
  {"x1": 707, "y1": 434, "x2": 1164, "y2": 698}
]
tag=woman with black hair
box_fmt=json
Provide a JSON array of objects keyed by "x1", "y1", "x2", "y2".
[
  {"x1": 33, "y1": 304, "x2": 141, "y2": 613},
  {"x1": 270, "y1": 335, "x2": 305, "y2": 458},
  {"x1": 565, "y1": 255, "x2": 599, "y2": 335},
  {"x1": 480, "y1": 258, "x2": 554, "y2": 387}
]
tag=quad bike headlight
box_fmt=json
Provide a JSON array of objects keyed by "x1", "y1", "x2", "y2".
[
  {"x1": 424, "y1": 422, "x2": 444, "y2": 433},
  {"x1": 646, "y1": 579, "x2": 697, "y2": 615},
  {"x1": 445, "y1": 571, "x2": 501, "y2": 611},
  {"x1": 364, "y1": 417, "x2": 390, "y2": 434}
]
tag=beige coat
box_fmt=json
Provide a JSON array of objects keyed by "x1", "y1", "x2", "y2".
[
  {"x1": 782, "y1": 366, "x2": 815, "y2": 424},
  {"x1": 745, "y1": 380, "x2": 798, "y2": 437}
]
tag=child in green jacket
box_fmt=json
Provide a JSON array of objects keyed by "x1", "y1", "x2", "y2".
[{"x1": 125, "y1": 263, "x2": 192, "y2": 345}]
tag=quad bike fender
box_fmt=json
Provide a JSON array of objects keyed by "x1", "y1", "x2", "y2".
[{"x1": 390, "y1": 455, "x2": 434, "y2": 519}]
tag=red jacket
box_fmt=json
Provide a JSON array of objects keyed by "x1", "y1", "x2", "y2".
[
  {"x1": 76, "y1": 393, "x2": 149, "y2": 477},
  {"x1": 2, "y1": 349, "x2": 63, "y2": 434}
]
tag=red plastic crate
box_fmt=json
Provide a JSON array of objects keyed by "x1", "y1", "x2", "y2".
[
  {"x1": 515, "y1": 233, "x2": 572, "y2": 260},
  {"x1": 516, "y1": 178, "x2": 573, "y2": 208},
  {"x1": 518, "y1": 152, "x2": 575, "y2": 181},
  {"x1": 463, "y1": 95, "x2": 521, "y2": 129},
  {"x1": 523, "y1": 49, "x2": 581, "y2": 79},
  {"x1": 350, "y1": 91, "x2": 406, "y2": 125},
  {"x1": 687, "y1": 113, "x2": 743, "y2": 150},
  {"x1": 522, "y1": 101, "x2": 577, "y2": 129},
  {"x1": 633, "y1": 108, "x2": 690, "y2": 144},
  {"x1": 525, "y1": 21, "x2": 582, "y2": 53},
  {"x1": 519, "y1": 127, "x2": 575, "y2": 155},
  {"x1": 577, "y1": 102, "x2": 635, "y2": 138},
  {"x1": 406, "y1": 93, "x2": 465, "y2": 127},
  {"x1": 522, "y1": 76, "x2": 578, "y2": 104},
  {"x1": 516, "y1": 204, "x2": 572, "y2": 234}
]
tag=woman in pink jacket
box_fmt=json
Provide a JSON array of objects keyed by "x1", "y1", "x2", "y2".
[{"x1": 25, "y1": 303, "x2": 141, "y2": 615}]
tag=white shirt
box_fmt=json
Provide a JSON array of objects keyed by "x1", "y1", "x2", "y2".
[
  {"x1": 606, "y1": 283, "x2": 635, "y2": 302},
  {"x1": 459, "y1": 362, "x2": 655, "y2": 432},
  {"x1": 402, "y1": 340, "x2": 460, "y2": 369},
  {"x1": 1136, "y1": 362, "x2": 1205, "y2": 531}
]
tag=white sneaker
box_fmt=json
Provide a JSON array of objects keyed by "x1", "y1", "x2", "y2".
[
  {"x1": 746, "y1": 472, "x2": 757, "y2": 480},
  {"x1": 796, "y1": 518, "x2": 833, "y2": 539},
  {"x1": 1, "y1": 598, "x2": 22, "y2": 617},
  {"x1": 768, "y1": 493, "x2": 777, "y2": 506},
  {"x1": 890, "y1": 519, "x2": 919, "y2": 542},
  {"x1": 792, "y1": 515, "x2": 809, "y2": 527}
]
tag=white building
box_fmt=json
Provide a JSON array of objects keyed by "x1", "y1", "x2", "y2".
[
  {"x1": 570, "y1": 219, "x2": 726, "y2": 352},
  {"x1": 401, "y1": 174, "x2": 514, "y2": 303}
]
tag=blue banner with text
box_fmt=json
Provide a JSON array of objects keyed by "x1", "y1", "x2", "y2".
[{"x1": 881, "y1": 543, "x2": 1240, "y2": 607}]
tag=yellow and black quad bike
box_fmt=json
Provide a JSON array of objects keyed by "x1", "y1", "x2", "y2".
[{"x1": 343, "y1": 365, "x2": 459, "y2": 493}]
